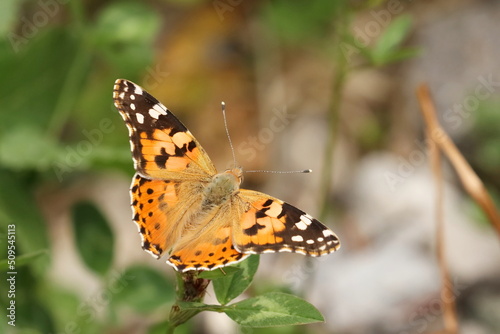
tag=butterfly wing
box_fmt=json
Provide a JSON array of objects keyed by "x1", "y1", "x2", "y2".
[
  {"x1": 113, "y1": 79, "x2": 217, "y2": 180},
  {"x1": 167, "y1": 203, "x2": 249, "y2": 272},
  {"x1": 114, "y1": 79, "x2": 217, "y2": 260},
  {"x1": 130, "y1": 173, "x2": 205, "y2": 258},
  {"x1": 233, "y1": 189, "x2": 340, "y2": 256},
  {"x1": 165, "y1": 187, "x2": 340, "y2": 272}
]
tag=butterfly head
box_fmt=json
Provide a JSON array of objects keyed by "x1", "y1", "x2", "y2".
[{"x1": 224, "y1": 166, "x2": 243, "y2": 185}]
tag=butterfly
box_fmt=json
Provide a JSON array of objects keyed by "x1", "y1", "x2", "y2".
[{"x1": 113, "y1": 79, "x2": 340, "y2": 272}]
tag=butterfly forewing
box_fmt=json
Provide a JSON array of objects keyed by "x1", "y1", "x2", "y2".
[{"x1": 113, "y1": 79, "x2": 216, "y2": 179}]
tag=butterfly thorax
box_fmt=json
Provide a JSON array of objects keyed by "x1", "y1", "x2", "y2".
[{"x1": 201, "y1": 167, "x2": 242, "y2": 209}]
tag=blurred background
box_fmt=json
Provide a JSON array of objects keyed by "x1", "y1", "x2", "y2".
[{"x1": 1, "y1": 0, "x2": 500, "y2": 333}]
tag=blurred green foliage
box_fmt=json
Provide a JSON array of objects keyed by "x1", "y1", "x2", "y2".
[
  {"x1": 462, "y1": 99, "x2": 500, "y2": 228},
  {"x1": 0, "y1": 1, "x2": 171, "y2": 333},
  {"x1": 468, "y1": 99, "x2": 500, "y2": 177},
  {"x1": 71, "y1": 201, "x2": 114, "y2": 276},
  {"x1": 262, "y1": 0, "x2": 342, "y2": 46}
]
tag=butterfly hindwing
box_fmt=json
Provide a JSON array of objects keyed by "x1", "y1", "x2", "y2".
[
  {"x1": 168, "y1": 222, "x2": 249, "y2": 272},
  {"x1": 233, "y1": 189, "x2": 340, "y2": 256},
  {"x1": 166, "y1": 197, "x2": 250, "y2": 271},
  {"x1": 113, "y1": 79, "x2": 216, "y2": 179},
  {"x1": 131, "y1": 173, "x2": 186, "y2": 258},
  {"x1": 131, "y1": 172, "x2": 208, "y2": 259}
]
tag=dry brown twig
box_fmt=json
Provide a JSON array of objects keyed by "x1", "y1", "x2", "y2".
[
  {"x1": 416, "y1": 84, "x2": 500, "y2": 334},
  {"x1": 417, "y1": 84, "x2": 458, "y2": 334},
  {"x1": 417, "y1": 84, "x2": 500, "y2": 237}
]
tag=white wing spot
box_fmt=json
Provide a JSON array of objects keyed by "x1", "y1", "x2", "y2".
[
  {"x1": 136, "y1": 113, "x2": 144, "y2": 124},
  {"x1": 322, "y1": 229, "x2": 334, "y2": 237},
  {"x1": 317, "y1": 237, "x2": 324, "y2": 242},
  {"x1": 134, "y1": 85, "x2": 143, "y2": 95},
  {"x1": 306, "y1": 239, "x2": 315, "y2": 244},
  {"x1": 152, "y1": 103, "x2": 168, "y2": 115},
  {"x1": 130, "y1": 94, "x2": 135, "y2": 100},
  {"x1": 295, "y1": 221, "x2": 307, "y2": 230},
  {"x1": 291, "y1": 235, "x2": 304, "y2": 242},
  {"x1": 130, "y1": 103, "x2": 136, "y2": 111},
  {"x1": 300, "y1": 214, "x2": 313, "y2": 226},
  {"x1": 149, "y1": 108, "x2": 162, "y2": 119},
  {"x1": 119, "y1": 92, "x2": 125, "y2": 99}
]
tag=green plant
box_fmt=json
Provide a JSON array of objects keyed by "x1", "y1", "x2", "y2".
[{"x1": 164, "y1": 256, "x2": 324, "y2": 333}]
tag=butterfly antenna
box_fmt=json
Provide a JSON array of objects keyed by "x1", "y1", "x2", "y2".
[
  {"x1": 221, "y1": 102, "x2": 237, "y2": 166},
  {"x1": 246, "y1": 169, "x2": 312, "y2": 174}
]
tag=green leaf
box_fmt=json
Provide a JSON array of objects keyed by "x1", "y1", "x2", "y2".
[
  {"x1": 262, "y1": 0, "x2": 343, "y2": 45},
  {"x1": 0, "y1": 0, "x2": 20, "y2": 35},
  {"x1": 92, "y1": 2, "x2": 161, "y2": 76},
  {"x1": 110, "y1": 265, "x2": 174, "y2": 313},
  {"x1": 0, "y1": 29, "x2": 80, "y2": 133},
  {"x1": 198, "y1": 266, "x2": 241, "y2": 279},
  {"x1": 93, "y1": 2, "x2": 160, "y2": 46},
  {"x1": 71, "y1": 201, "x2": 114, "y2": 276},
  {"x1": 224, "y1": 292, "x2": 324, "y2": 328},
  {"x1": 371, "y1": 14, "x2": 414, "y2": 65},
  {"x1": 37, "y1": 283, "x2": 102, "y2": 334},
  {"x1": 339, "y1": 31, "x2": 370, "y2": 58},
  {"x1": 0, "y1": 249, "x2": 48, "y2": 271},
  {"x1": 212, "y1": 255, "x2": 259, "y2": 305},
  {"x1": 374, "y1": 47, "x2": 420, "y2": 65},
  {"x1": 0, "y1": 170, "x2": 50, "y2": 274},
  {"x1": 1, "y1": 266, "x2": 55, "y2": 332},
  {"x1": 0, "y1": 126, "x2": 63, "y2": 171},
  {"x1": 176, "y1": 301, "x2": 215, "y2": 311}
]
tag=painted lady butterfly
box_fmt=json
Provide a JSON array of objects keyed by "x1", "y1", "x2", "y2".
[{"x1": 113, "y1": 79, "x2": 340, "y2": 272}]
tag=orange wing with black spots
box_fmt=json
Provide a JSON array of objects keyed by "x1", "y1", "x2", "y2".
[
  {"x1": 130, "y1": 173, "x2": 177, "y2": 258},
  {"x1": 113, "y1": 79, "x2": 216, "y2": 180},
  {"x1": 233, "y1": 190, "x2": 340, "y2": 256},
  {"x1": 168, "y1": 216, "x2": 249, "y2": 272},
  {"x1": 130, "y1": 173, "x2": 207, "y2": 258}
]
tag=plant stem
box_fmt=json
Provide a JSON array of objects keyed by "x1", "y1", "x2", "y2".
[
  {"x1": 46, "y1": 0, "x2": 92, "y2": 139},
  {"x1": 319, "y1": 5, "x2": 350, "y2": 221},
  {"x1": 167, "y1": 271, "x2": 210, "y2": 333}
]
